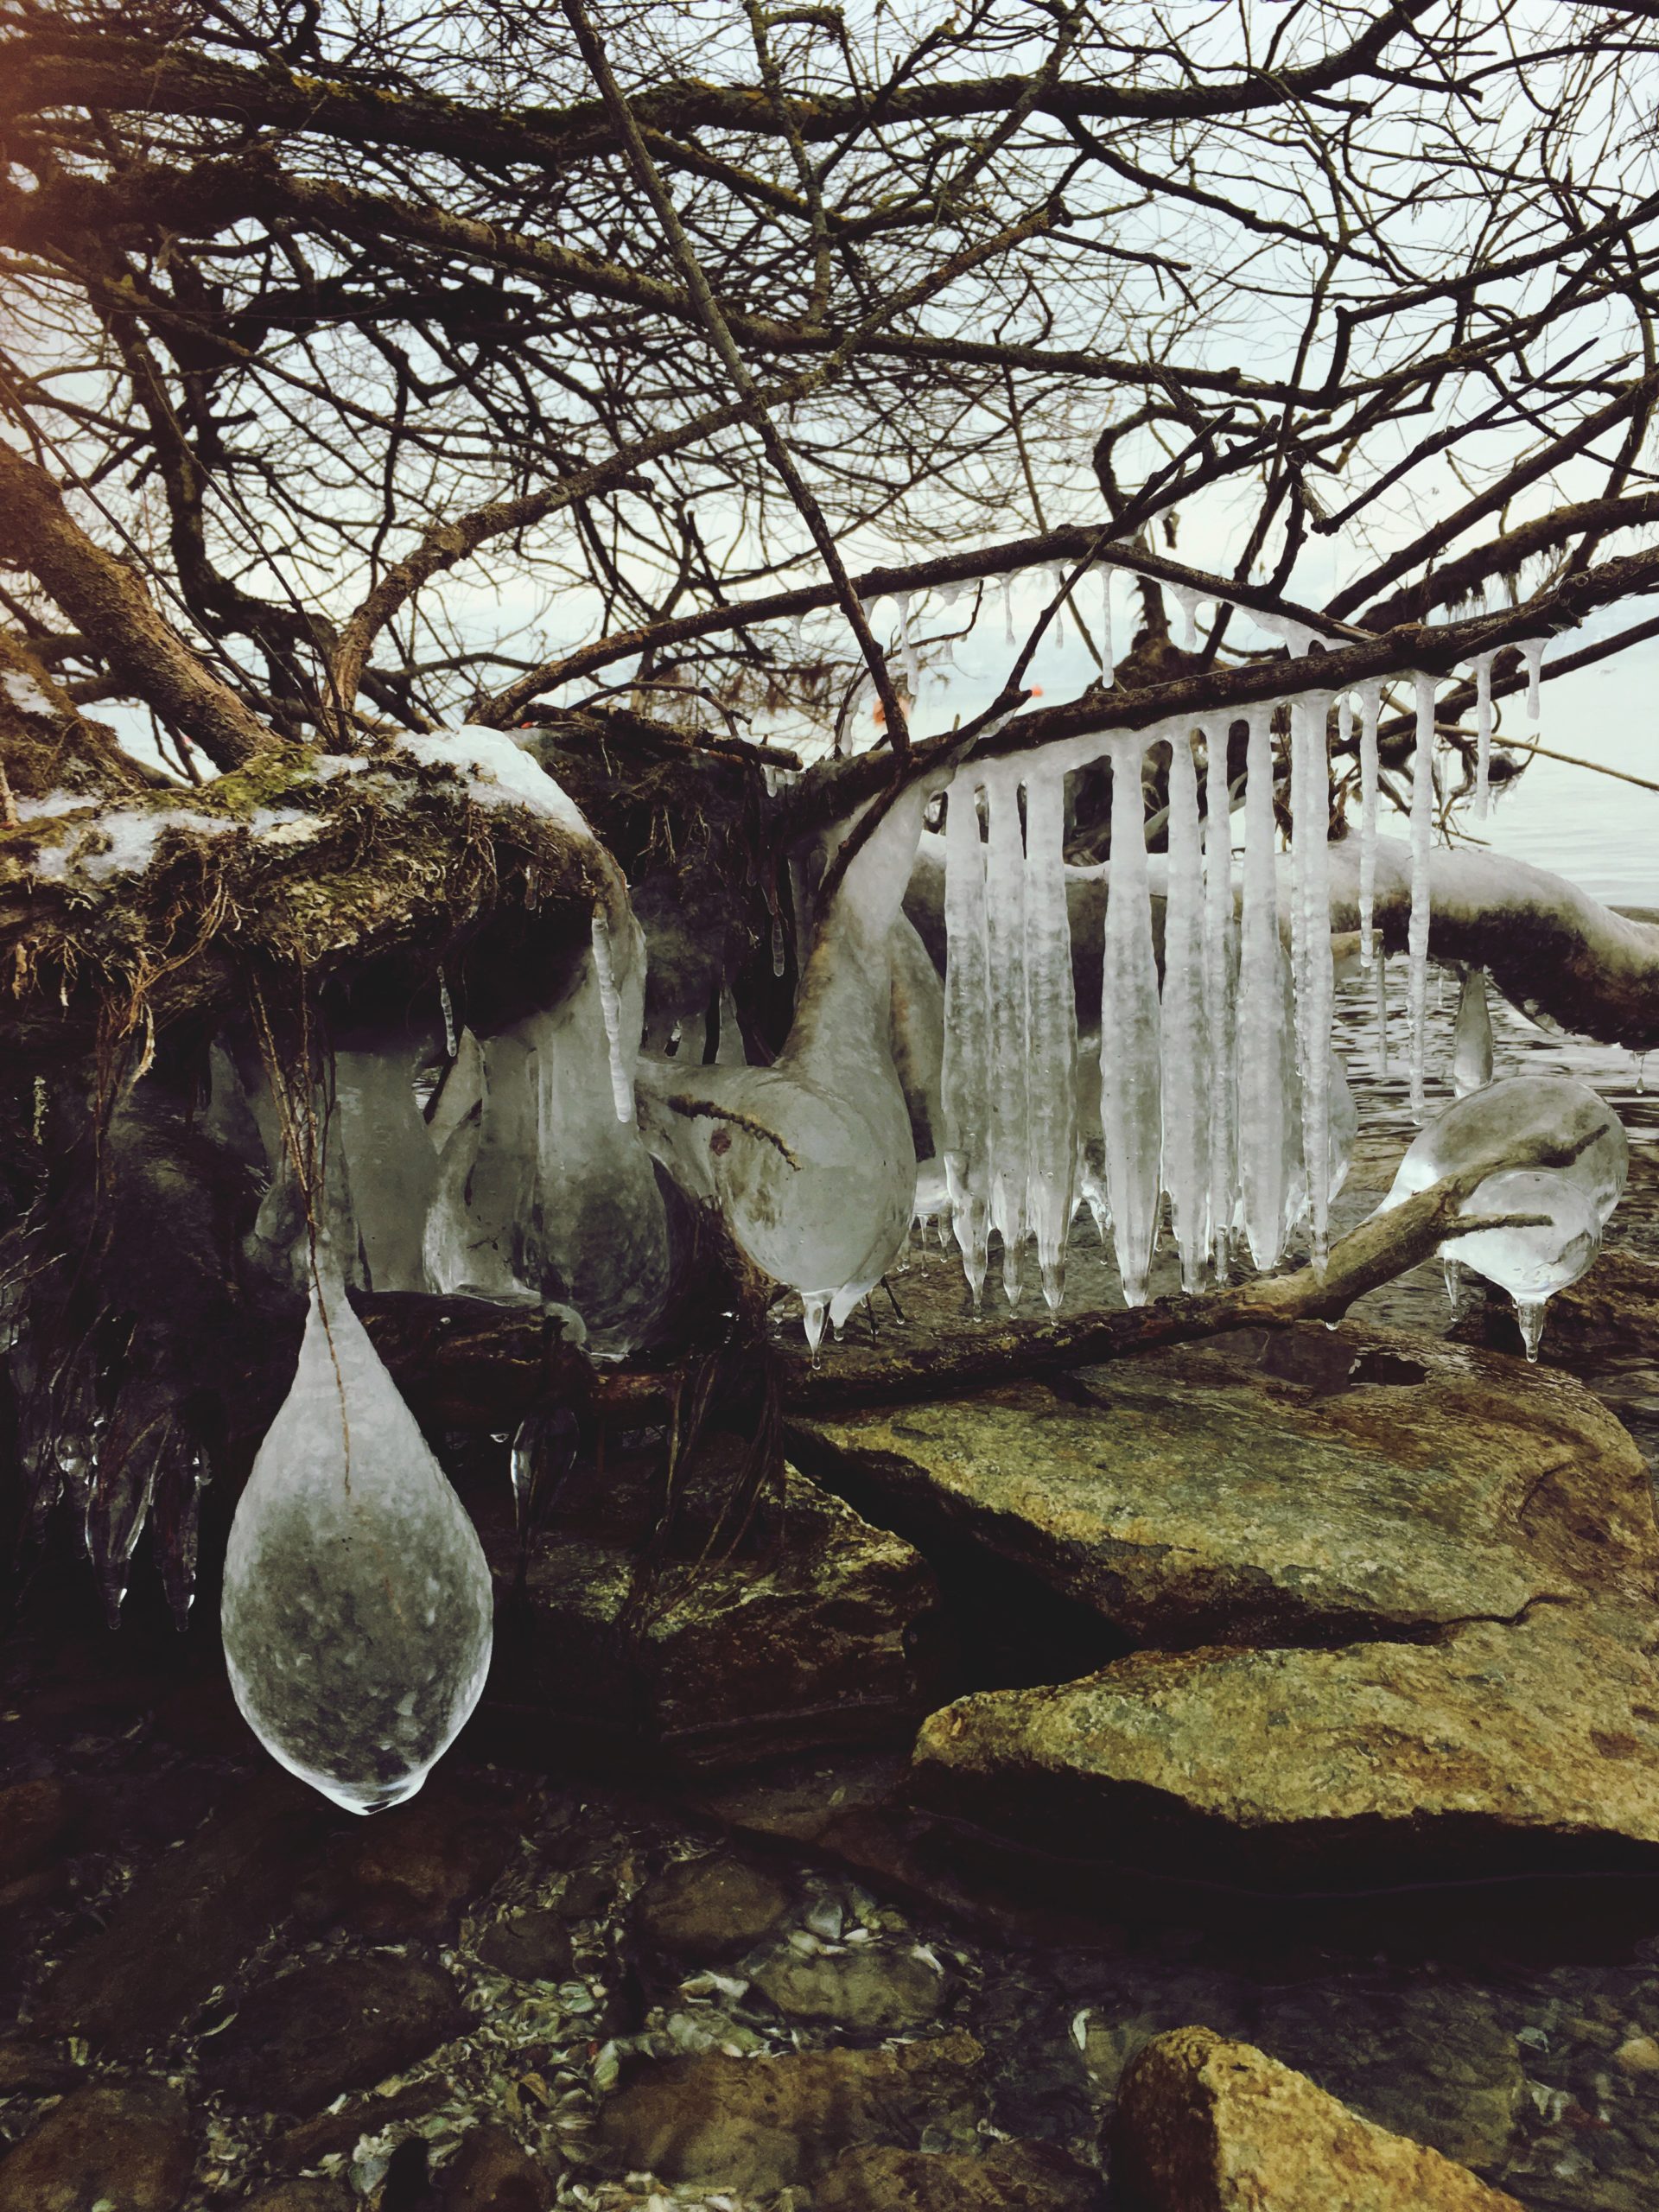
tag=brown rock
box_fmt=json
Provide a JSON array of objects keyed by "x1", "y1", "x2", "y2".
[
  {"x1": 791, "y1": 1325, "x2": 1659, "y2": 1652},
  {"x1": 337, "y1": 1785, "x2": 519, "y2": 1938},
  {"x1": 476, "y1": 1907, "x2": 573, "y2": 1981},
  {"x1": 35, "y1": 1770, "x2": 343, "y2": 2053},
  {"x1": 0, "y1": 2037, "x2": 81, "y2": 2094},
  {"x1": 274, "y1": 2080, "x2": 449, "y2": 2170},
  {"x1": 750, "y1": 1943, "x2": 944, "y2": 2034},
  {"x1": 199, "y1": 1954, "x2": 465, "y2": 2114},
  {"x1": 0, "y1": 1778, "x2": 78, "y2": 1885},
  {"x1": 0, "y1": 2081, "x2": 193, "y2": 2212},
  {"x1": 633, "y1": 1853, "x2": 790, "y2": 1959},
  {"x1": 440, "y1": 2123, "x2": 555, "y2": 2209},
  {"x1": 816, "y1": 2140, "x2": 1102, "y2": 2209},
  {"x1": 1110, "y1": 2026, "x2": 1522, "y2": 2210},
  {"x1": 913, "y1": 1605, "x2": 1659, "y2": 1887},
  {"x1": 478, "y1": 1434, "x2": 945, "y2": 1772},
  {"x1": 596, "y1": 2029, "x2": 983, "y2": 2195},
  {"x1": 244, "y1": 2183, "x2": 353, "y2": 2212}
]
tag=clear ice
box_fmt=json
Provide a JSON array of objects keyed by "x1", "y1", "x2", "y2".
[
  {"x1": 1023, "y1": 765, "x2": 1079, "y2": 1309},
  {"x1": 941, "y1": 775, "x2": 992, "y2": 1306},
  {"x1": 1452, "y1": 1167, "x2": 1600, "y2": 1361},
  {"x1": 1201, "y1": 717, "x2": 1236, "y2": 1273},
  {"x1": 221, "y1": 1274, "x2": 493, "y2": 1812},
  {"x1": 1356, "y1": 681, "x2": 1381, "y2": 969},
  {"x1": 1380, "y1": 1072, "x2": 1627, "y2": 1227},
  {"x1": 1099, "y1": 734, "x2": 1163, "y2": 1303},
  {"x1": 1407, "y1": 671, "x2": 1437, "y2": 1118},
  {"x1": 1160, "y1": 728, "x2": 1211, "y2": 1289},
  {"x1": 982, "y1": 760, "x2": 1031, "y2": 1305},
  {"x1": 1236, "y1": 704, "x2": 1294, "y2": 1268},
  {"x1": 1451, "y1": 965, "x2": 1494, "y2": 1096}
]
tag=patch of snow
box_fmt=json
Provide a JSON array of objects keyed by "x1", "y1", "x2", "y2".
[
  {"x1": 400, "y1": 726, "x2": 594, "y2": 840},
  {"x1": 0, "y1": 666, "x2": 57, "y2": 715}
]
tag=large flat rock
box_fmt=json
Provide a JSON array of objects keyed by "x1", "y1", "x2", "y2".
[
  {"x1": 476, "y1": 1431, "x2": 945, "y2": 1773},
  {"x1": 791, "y1": 1324, "x2": 1659, "y2": 1649},
  {"x1": 912, "y1": 1604, "x2": 1659, "y2": 1887}
]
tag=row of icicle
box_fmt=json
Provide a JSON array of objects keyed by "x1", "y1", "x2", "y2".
[{"x1": 936, "y1": 626, "x2": 1548, "y2": 1314}]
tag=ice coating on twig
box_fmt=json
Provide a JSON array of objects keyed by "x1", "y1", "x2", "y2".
[
  {"x1": 1160, "y1": 727, "x2": 1211, "y2": 1289},
  {"x1": 982, "y1": 760, "x2": 1031, "y2": 1304},
  {"x1": 221, "y1": 1273, "x2": 493, "y2": 1813},
  {"x1": 1236, "y1": 704, "x2": 1294, "y2": 1267},
  {"x1": 1407, "y1": 671, "x2": 1438, "y2": 1119},
  {"x1": 1202, "y1": 718, "x2": 1236, "y2": 1274},
  {"x1": 1356, "y1": 680, "x2": 1382, "y2": 970},
  {"x1": 1023, "y1": 764, "x2": 1079, "y2": 1309},
  {"x1": 1452, "y1": 965, "x2": 1494, "y2": 1096},
  {"x1": 1469, "y1": 653, "x2": 1496, "y2": 820},
  {"x1": 1099, "y1": 734, "x2": 1163, "y2": 1304},
  {"x1": 588, "y1": 909, "x2": 635, "y2": 1123},
  {"x1": 941, "y1": 775, "x2": 992, "y2": 1307}
]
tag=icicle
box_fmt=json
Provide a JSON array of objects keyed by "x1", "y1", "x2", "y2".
[
  {"x1": 1170, "y1": 585, "x2": 1201, "y2": 652},
  {"x1": 1442, "y1": 1255, "x2": 1468, "y2": 1319},
  {"x1": 1356, "y1": 681, "x2": 1382, "y2": 969},
  {"x1": 1099, "y1": 734, "x2": 1162, "y2": 1304},
  {"x1": 802, "y1": 1294, "x2": 828, "y2": 1356},
  {"x1": 1374, "y1": 947, "x2": 1390, "y2": 1078},
  {"x1": 1452, "y1": 965, "x2": 1494, "y2": 1096},
  {"x1": 589, "y1": 909, "x2": 634, "y2": 1123},
  {"x1": 941, "y1": 775, "x2": 992, "y2": 1307},
  {"x1": 1050, "y1": 567, "x2": 1066, "y2": 645},
  {"x1": 1407, "y1": 671, "x2": 1437, "y2": 1119},
  {"x1": 1096, "y1": 563, "x2": 1116, "y2": 684},
  {"x1": 1522, "y1": 636, "x2": 1546, "y2": 719},
  {"x1": 438, "y1": 969, "x2": 458, "y2": 1059},
  {"x1": 221, "y1": 1271, "x2": 493, "y2": 1812},
  {"x1": 1292, "y1": 692, "x2": 1335, "y2": 1267},
  {"x1": 1160, "y1": 728, "x2": 1211, "y2": 1289},
  {"x1": 894, "y1": 590, "x2": 919, "y2": 696},
  {"x1": 1469, "y1": 653, "x2": 1496, "y2": 819},
  {"x1": 772, "y1": 912, "x2": 786, "y2": 977},
  {"x1": 1023, "y1": 766, "x2": 1078, "y2": 1310},
  {"x1": 983, "y1": 760, "x2": 1030, "y2": 1306},
  {"x1": 1236, "y1": 702, "x2": 1294, "y2": 1268},
  {"x1": 1001, "y1": 576, "x2": 1015, "y2": 645},
  {"x1": 1202, "y1": 718, "x2": 1236, "y2": 1275}
]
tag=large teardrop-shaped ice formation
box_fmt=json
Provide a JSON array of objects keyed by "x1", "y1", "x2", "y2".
[
  {"x1": 1099, "y1": 734, "x2": 1163, "y2": 1305},
  {"x1": 221, "y1": 1279, "x2": 493, "y2": 1814},
  {"x1": 1377, "y1": 1072, "x2": 1627, "y2": 1224},
  {"x1": 1452, "y1": 1167, "x2": 1600, "y2": 1361}
]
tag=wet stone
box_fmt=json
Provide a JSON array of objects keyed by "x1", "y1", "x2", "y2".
[
  {"x1": 475, "y1": 1908, "x2": 574, "y2": 1982},
  {"x1": 595, "y1": 2029, "x2": 984, "y2": 2195},
  {"x1": 549, "y1": 1866, "x2": 611, "y2": 1919},
  {"x1": 0, "y1": 2037, "x2": 80, "y2": 2094},
  {"x1": 273, "y1": 2080, "x2": 450, "y2": 2171},
  {"x1": 750, "y1": 1941, "x2": 946, "y2": 2034},
  {"x1": 0, "y1": 1778, "x2": 78, "y2": 1885},
  {"x1": 1255, "y1": 1976, "x2": 1526, "y2": 2172},
  {"x1": 33, "y1": 1770, "x2": 344, "y2": 2055},
  {"x1": 1111, "y1": 2026, "x2": 1523, "y2": 2211},
  {"x1": 199, "y1": 1954, "x2": 466, "y2": 2115},
  {"x1": 438, "y1": 2122, "x2": 555, "y2": 2209},
  {"x1": 0, "y1": 2080, "x2": 194, "y2": 2212},
  {"x1": 633, "y1": 1853, "x2": 791, "y2": 1960},
  {"x1": 335, "y1": 1786, "x2": 520, "y2": 1940},
  {"x1": 815, "y1": 2140, "x2": 1103, "y2": 2211},
  {"x1": 245, "y1": 2183, "x2": 354, "y2": 2212}
]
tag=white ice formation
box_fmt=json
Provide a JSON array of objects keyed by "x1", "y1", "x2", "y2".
[
  {"x1": 1377, "y1": 1072, "x2": 1625, "y2": 1355},
  {"x1": 222, "y1": 1274, "x2": 493, "y2": 1812}
]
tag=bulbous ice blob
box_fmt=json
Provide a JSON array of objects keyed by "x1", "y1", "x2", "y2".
[
  {"x1": 1378, "y1": 1072, "x2": 1627, "y2": 1224},
  {"x1": 1452, "y1": 1167, "x2": 1599, "y2": 1362},
  {"x1": 221, "y1": 1281, "x2": 493, "y2": 1814}
]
